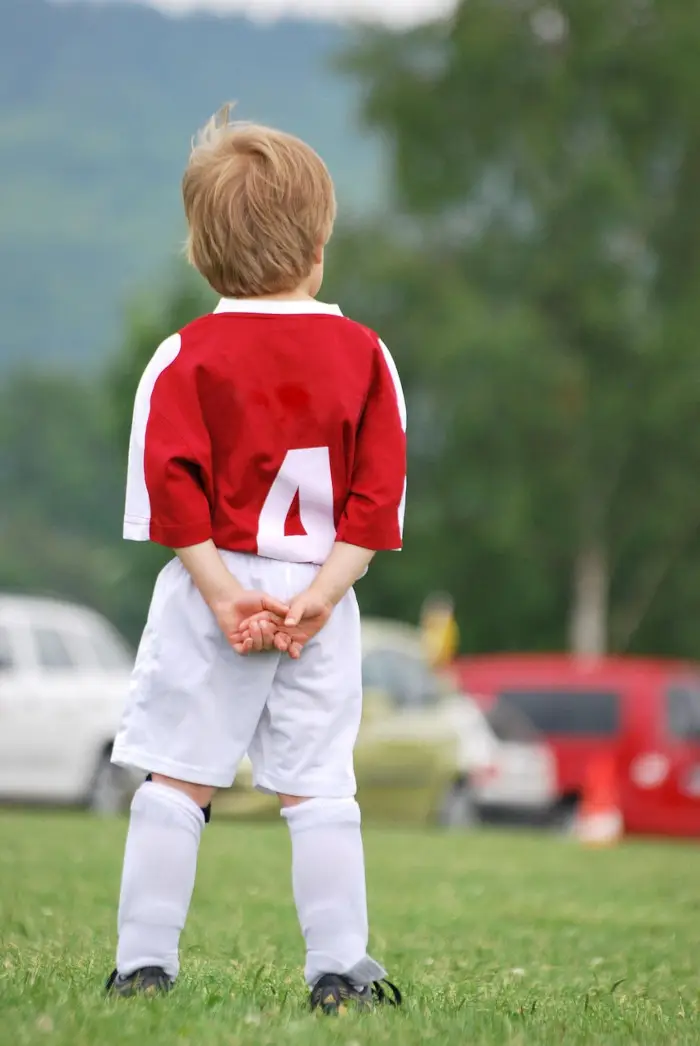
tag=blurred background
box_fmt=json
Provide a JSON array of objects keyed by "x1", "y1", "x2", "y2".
[{"x1": 2, "y1": 0, "x2": 700, "y2": 839}]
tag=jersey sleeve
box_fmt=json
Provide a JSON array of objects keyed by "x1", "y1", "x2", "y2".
[
  {"x1": 123, "y1": 333, "x2": 213, "y2": 548},
  {"x1": 337, "y1": 338, "x2": 407, "y2": 551}
]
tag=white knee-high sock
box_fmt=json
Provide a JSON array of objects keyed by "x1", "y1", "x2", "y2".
[
  {"x1": 116, "y1": 782, "x2": 204, "y2": 979},
  {"x1": 282, "y1": 798, "x2": 386, "y2": 987}
]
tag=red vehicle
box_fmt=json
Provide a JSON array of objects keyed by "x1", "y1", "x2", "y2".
[{"x1": 454, "y1": 654, "x2": 700, "y2": 837}]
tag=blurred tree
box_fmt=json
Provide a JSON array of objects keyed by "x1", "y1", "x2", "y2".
[
  {"x1": 323, "y1": 224, "x2": 573, "y2": 652},
  {"x1": 342, "y1": 0, "x2": 700, "y2": 655},
  {"x1": 0, "y1": 370, "x2": 130, "y2": 635}
]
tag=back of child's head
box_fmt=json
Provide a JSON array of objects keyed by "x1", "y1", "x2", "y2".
[{"x1": 182, "y1": 104, "x2": 337, "y2": 298}]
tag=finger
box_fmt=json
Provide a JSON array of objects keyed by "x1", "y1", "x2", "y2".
[
  {"x1": 288, "y1": 640, "x2": 303, "y2": 660},
  {"x1": 284, "y1": 595, "x2": 308, "y2": 627},
  {"x1": 259, "y1": 622, "x2": 278, "y2": 651},
  {"x1": 253, "y1": 622, "x2": 276, "y2": 653},
  {"x1": 273, "y1": 632, "x2": 291, "y2": 653},
  {"x1": 232, "y1": 637, "x2": 253, "y2": 655},
  {"x1": 284, "y1": 599, "x2": 305, "y2": 628},
  {"x1": 249, "y1": 620, "x2": 265, "y2": 654},
  {"x1": 230, "y1": 622, "x2": 256, "y2": 639},
  {"x1": 261, "y1": 595, "x2": 291, "y2": 618},
  {"x1": 238, "y1": 610, "x2": 281, "y2": 631},
  {"x1": 271, "y1": 626, "x2": 306, "y2": 644}
]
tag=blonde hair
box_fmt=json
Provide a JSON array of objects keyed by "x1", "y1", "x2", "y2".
[{"x1": 182, "y1": 104, "x2": 337, "y2": 297}]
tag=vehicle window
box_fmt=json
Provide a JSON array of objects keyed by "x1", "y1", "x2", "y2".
[
  {"x1": 0, "y1": 626, "x2": 14, "y2": 670},
  {"x1": 485, "y1": 700, "x2": 542, "y2": 743},
  {"x1": 33, "y1": 627, "x2": 77, "y2": 670},
  {"x1": 496, "y1": 688, "x2": 620, "y2": 736},
  {"x1": 667, "y1": 684, "x2": 700, "y2": 741},
  {"x1": 362, "y1": 649, "x2": 439, "y2": 708}
]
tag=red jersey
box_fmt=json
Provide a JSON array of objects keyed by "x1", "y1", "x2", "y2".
[{"x1": 123, "y1": 298, "x2": 407, "y2": 564}]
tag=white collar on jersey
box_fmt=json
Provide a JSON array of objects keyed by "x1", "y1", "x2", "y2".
[{"x1": 214, "y1": 298, "x2": 343, "y2": 316}]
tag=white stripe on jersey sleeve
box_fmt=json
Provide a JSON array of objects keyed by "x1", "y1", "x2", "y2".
[
  {"x1": 378, "y1": 338, "x2": 408, "y2": 541},
  {"x1": 123, "y1": 332, "x2": 182, "y2": 541},
  {"x1": 378, "y1": 339, "x2": 407, "y2": 431}
]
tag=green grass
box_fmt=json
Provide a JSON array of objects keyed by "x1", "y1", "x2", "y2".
[{"x1": 0, "y1": 813, "x2": 698, "y2": 1045}]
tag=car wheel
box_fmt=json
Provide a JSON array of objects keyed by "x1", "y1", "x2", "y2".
[
  {"x1": 88, "y1": 751, "x2": 134, "y2": 816},
  {"x1": 438, "y1": 780, "x2": 479, "y2": 829}
]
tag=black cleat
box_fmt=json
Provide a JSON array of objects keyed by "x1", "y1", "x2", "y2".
[
  {"x1": 310, "y1": 973, "x2": 402, "y2": 1015},
  {"x1": 105, "y1": 966, "x2": 173, "y2": 998}
]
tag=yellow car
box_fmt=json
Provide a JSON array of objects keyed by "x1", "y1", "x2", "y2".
[{"x1": 214, "y1": 617, "x2": 490, "y2": 825}]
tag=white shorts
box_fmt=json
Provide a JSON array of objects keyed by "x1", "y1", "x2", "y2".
[{"x1": 112, "y1": 552, "x2": 362, "y2": 796}]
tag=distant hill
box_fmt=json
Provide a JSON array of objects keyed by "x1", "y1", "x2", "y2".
[{"x1": 0, "y1": 0, "x2": 384, "y2": 368}]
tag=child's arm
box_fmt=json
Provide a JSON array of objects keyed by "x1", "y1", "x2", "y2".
[
  {"x1": 286, "y1": 542, "x2": 376, "y2": 621},
  {"x1": 175, "y1": 540, "x2": 289, "y2": 654},
  {"x1": 277, "y1": 542, "x2": 376, "y2": 655},
  {"x1": 175, "y1": 540, "x2": 245, "y2": 607}
]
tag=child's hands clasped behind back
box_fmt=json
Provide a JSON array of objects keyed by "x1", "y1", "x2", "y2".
[
  {"x1": 210, "y1": 589, "x2": 291, "y2": 656},
  {"x1": 174, "y1": 541, "x2": 332, "y2": 660},
  {"x1": 174, "y1": 542, "x2": 304, "y2": 657},
  {"x1": 230, "y1": 587, "x2": 333, "y2": 660},
  {"x1": 227, "y1": 543, "x2": 376, "y2": 659}
]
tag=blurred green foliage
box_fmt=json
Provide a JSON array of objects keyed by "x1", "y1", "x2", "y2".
[
  {"x1": 338, "y1": 0, "x2": 700, "y2": 655},
  {"x1": 4, "y1": 0, "x2": 700, "y2": 657}
]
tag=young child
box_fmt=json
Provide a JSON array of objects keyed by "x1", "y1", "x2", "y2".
[{"x1": 106, "y1": 105, "x2": 407, "y2": 1014}]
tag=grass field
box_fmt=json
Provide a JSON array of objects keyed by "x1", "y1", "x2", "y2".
[{"x1": 1, "y1": 813, "x2": 698, "y2": 1045}]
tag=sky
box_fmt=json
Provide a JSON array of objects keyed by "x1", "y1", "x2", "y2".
[{"x1": 127, "y1": 0, "x2": 458, "y2": 28}]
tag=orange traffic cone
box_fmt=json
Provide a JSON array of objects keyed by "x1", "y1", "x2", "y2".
[{"x1": 575, "y1": 753, "x2": 623, "y2": 847}]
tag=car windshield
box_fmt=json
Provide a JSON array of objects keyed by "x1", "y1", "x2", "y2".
[
  {"x1": 494, "y1": 688, "x2": 620, "y2": 737},
  {"x1": 484, "y1": 700, "x2": 542, "y2": 743},
  {"x1": 362, "y1": 649, "x2": 440, "y2": 708},
  {"x1": 668, "y1": 682, "x2": 700, "y2": 741}
]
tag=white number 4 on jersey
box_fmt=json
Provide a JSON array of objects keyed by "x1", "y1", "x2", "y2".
[{"x1": 257, "y1": 447, "x2": 336, "y2": 563}]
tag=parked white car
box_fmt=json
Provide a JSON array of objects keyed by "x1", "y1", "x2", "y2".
[{"x1": 0, "y1": 594, "x2": 139, "y2": 813}]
